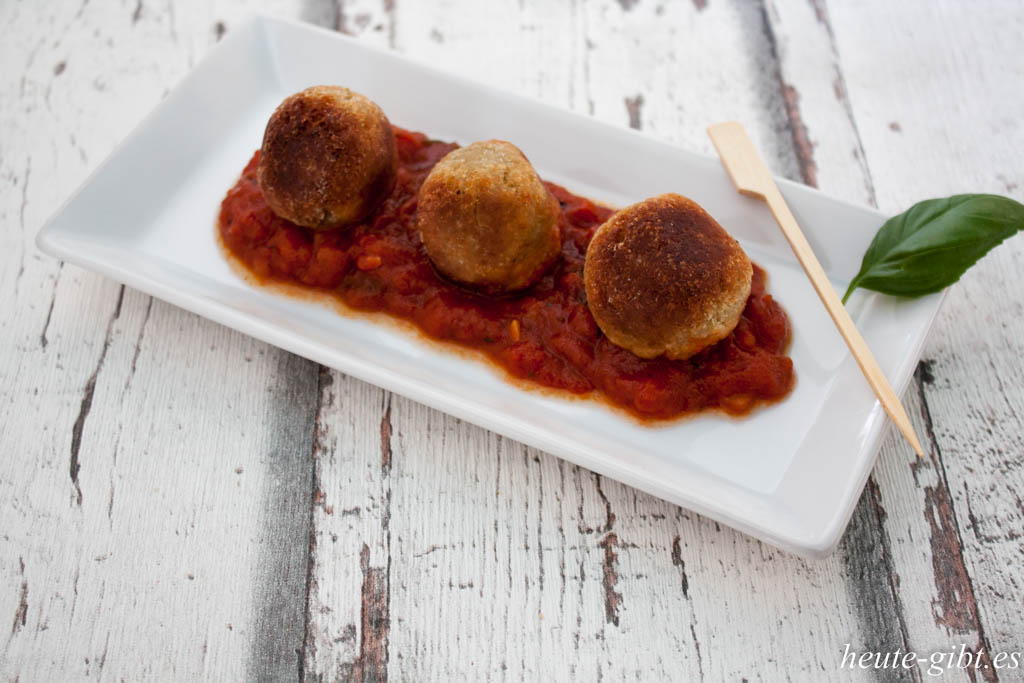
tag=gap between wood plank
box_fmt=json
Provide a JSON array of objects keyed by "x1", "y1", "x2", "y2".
[
  {"x1": 298, "y1": 365, "x2": 330, "y2": 683},
  {"x1": 246, "y1": 351, "x2": 320, "y2": 682},
  {"x1": 762, "y1": 0, "x2": 998, "y2": 673},
  {"x1": 913, "y1": 365, "x2": 997, "y2": 679},
  {"x1": 758, "y1": 0, "x2": 918, "y2": 664}
]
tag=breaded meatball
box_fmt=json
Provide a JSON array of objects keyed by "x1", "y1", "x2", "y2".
[
  {"x1": 584, "y1": 193, "x2": 752, "y2": 360},
  {"x1": 257, "y1": 86, "x2": 397, "y2": 229},
  {"x1": 417, "y1": 140, "x2": 561, "y2": 293}
]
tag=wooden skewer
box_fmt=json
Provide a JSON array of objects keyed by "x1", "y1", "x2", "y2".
[{"x1": 707, "y1": 121, "x2": 925, "y2": 458}]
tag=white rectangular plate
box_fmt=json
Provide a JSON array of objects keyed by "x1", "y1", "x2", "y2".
[{"x1": 37, "y1": 14, "x2": 943, "y2": 557}]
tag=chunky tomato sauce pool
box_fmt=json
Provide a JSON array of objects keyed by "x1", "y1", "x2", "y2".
[{"x1": 219, "y1": 128, "x2": 794, "y2": 419}]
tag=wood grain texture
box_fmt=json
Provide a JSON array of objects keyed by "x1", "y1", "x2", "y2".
[
  {"x1": 1, "y1": 0, "x2": 1022, "y2": 681},
  {"x1": 767, "y1": 2, "x2": 1024, "y2": 680},
  {"x1": 0, "y1": 0, "x2": 320, "y2": 680},
  {"x1": 826, "y1": 0, "x2": 1024, "y2": 666}
]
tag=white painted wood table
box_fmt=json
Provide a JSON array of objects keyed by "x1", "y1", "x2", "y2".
[{"x1": 2, "y1": 1, "x2": 1022, "y2": 680}]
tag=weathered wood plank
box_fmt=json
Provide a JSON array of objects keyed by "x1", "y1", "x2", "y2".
[
  {"x1": 762, "y1": 0, "x2": 876, "y2": 203},
  {"x1": 301, "y1": 369, "x2": 394, "y2": 681},
  {"x1": 825, "y1": 0, "x2": 1024, "y2": 664},
  {"x1": 763, "y1": 2, "x2": 1001, "y2": 680},
  {"x1": 0, "y1": 0, "x2": 321, "y2": 680},
  {"x1": 769, "y1": 1, "x2": 1024, "y2": 679}
]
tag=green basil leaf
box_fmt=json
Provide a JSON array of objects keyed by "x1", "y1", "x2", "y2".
[{"x1": 842, "y1": 194, "x2": 1024, "y2": 303}]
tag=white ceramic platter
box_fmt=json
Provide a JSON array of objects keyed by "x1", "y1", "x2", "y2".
[{"x1": 36, "y1": 14, "x2": 944, "y2": 557}]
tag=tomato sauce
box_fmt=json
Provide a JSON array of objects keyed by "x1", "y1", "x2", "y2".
[{"x1": 218, "y1": 128, "x2": 794, "y2": 419}]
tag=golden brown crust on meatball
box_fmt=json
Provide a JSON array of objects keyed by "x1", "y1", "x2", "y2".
[
  {"x1": 417, "y1": 140, "x2": 562, "y2": 293},
  {"x1": 258, "y1": 86, "x2": 397, "y2": 229},
  {"x1": 584, "y1": 193, "x2": 752, "y2": 360}
]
